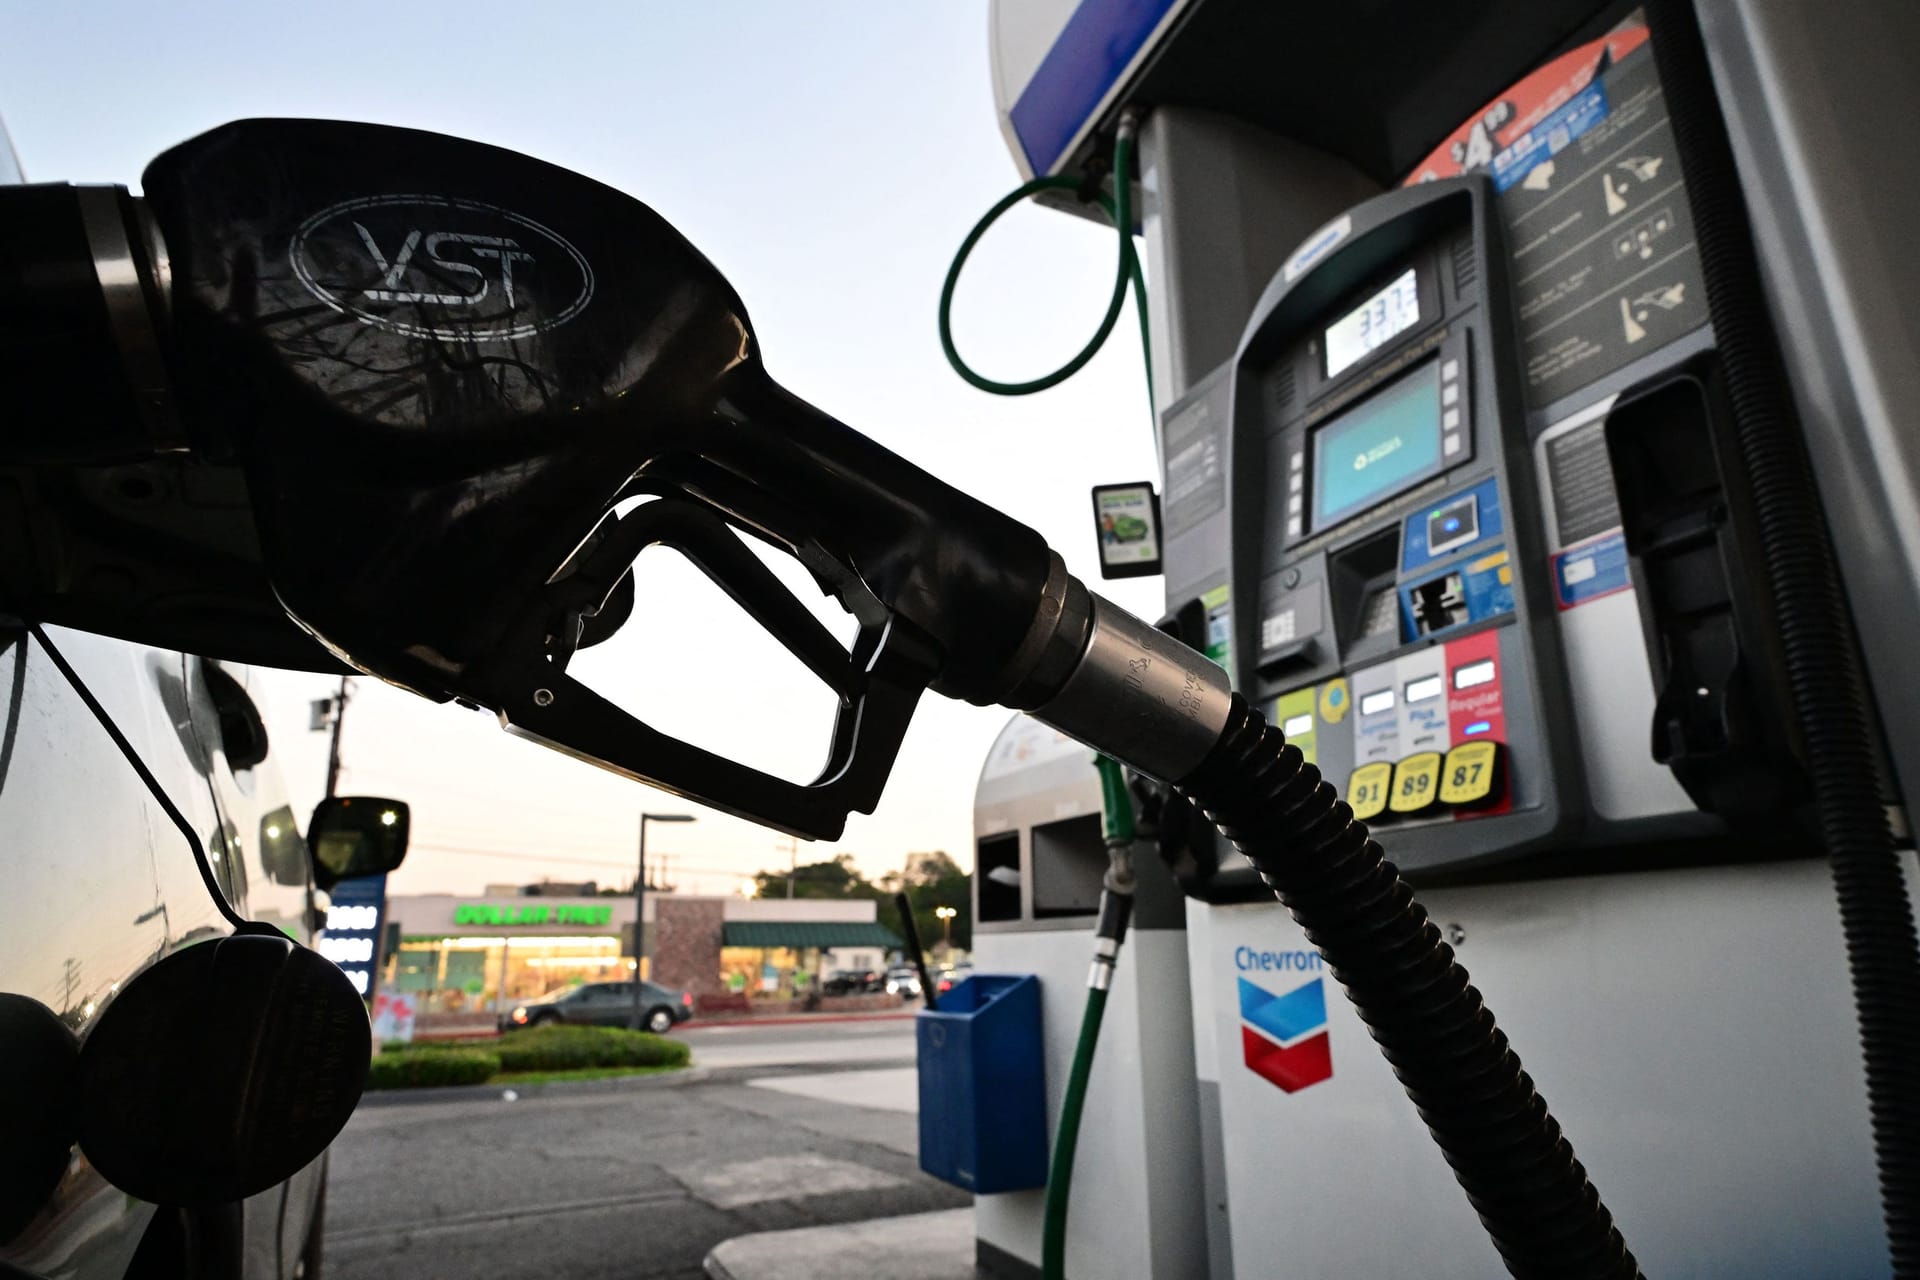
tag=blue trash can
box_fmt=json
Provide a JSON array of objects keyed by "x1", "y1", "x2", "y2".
[{"x1": 916, "y1": 973, "x2": 1047, "y2": 1193}]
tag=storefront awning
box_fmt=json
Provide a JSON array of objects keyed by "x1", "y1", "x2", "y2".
[{"x1": 722, "y1": 921, "x2": 903, "y2": 950}]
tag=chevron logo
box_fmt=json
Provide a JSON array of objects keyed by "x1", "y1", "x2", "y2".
[{"x1": 1238, "y1": 976, "x2": 1333, "y2": 1093}]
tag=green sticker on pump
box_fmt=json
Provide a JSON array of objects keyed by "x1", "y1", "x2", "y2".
[
  {"x1": 1276, "y1": 687, "x2": 1318, "y2": 766},
  {"x1": 1202, "y1": 583, "x2": 1233, "y2": 675}
]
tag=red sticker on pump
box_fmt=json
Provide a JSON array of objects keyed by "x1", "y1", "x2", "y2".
[
  {"x1": 1444, "y1": 630, "x2": 1511, "y2": 819},
  {"x1": 1403, "y1": 17, "x2": 1651, "y2": 185}
]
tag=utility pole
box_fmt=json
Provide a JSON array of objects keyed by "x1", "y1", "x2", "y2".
[
  {"x1": 632, "y1": 819, "x2": 645, "y2": 1007},
  {"x1": 783, "y1": 834, "x2": 798, "y2": 898},
  {"x1": 631, "y1": 812, "x2": 695, "y2": 1032},
  {"x1": 322, "y1": 676, "x2": 351, "y2": 798}
]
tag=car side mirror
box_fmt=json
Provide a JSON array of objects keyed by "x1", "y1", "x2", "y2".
[{"x1": 307, "y1": 796, "x2": 410, "y2": 891}]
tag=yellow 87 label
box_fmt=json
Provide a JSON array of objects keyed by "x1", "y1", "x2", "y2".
[
  {"x1": 1389, "y1": 751, "x2": 1443, "y2": 814},
  {"x1": 1346, "y1": 762, "x2": 1394, "y2": 821},
  {"x1": 1440, "y1": 740, "x2": 1501, "y2": 806}
]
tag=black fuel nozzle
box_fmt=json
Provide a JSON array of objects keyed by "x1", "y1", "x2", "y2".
[{"x1": 110, "y1": 118, "x2": 1229, "y2": 838}]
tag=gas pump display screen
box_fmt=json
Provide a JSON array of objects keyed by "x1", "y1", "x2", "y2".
[
  {"x1": 1324, "y1": 268, "x2": 1420, "y2": 378},
  {"x1": 1311, "y1": 359, "x2": 1444, "y2": 531}
]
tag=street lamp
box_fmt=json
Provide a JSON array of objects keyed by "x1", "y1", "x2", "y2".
[
  {"x1": 935, "y1": 905, "x2": 957, "y2": 951},
  {"x1": 632, "y1": 812, "x2": 695, "y2": 1032}
]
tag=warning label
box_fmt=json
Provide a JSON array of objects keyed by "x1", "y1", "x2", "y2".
[
  {"x1": 1406, "y1": 11, "x2": 1708, "y2": 411},
  {"x1": 1163, "y1": 387, "x2": 1226, "y2": 539},
  {"x1": 1544, "y1": 418, "x2": 1622, "y2": 547}
]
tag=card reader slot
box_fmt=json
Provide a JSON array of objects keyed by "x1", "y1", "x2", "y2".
[
  {"x1": 1327, "y1": 528, "x2": 1401, "y2": 665},
  {"x1": 1411, "y1": 571, "x2": 1469, "y2": 635}
]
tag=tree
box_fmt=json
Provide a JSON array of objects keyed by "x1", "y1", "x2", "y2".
[
  {"x1": 751, "y1": 853, "x2": 883, "y2": 902},
  {"x1": 745, "y1": 850, "x2": 972, "y2": 955},
  {"x1": 894, "y1": 851, "x2": 971, "y2": 956}
]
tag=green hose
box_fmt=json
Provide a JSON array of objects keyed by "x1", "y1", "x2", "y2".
[
  {"x1": 1042, "y1": 754, "x2": 1135, "y2": 1280},
  {"x1": 1093, "y1": 754, "x2": 1135, "y2": 844},
  {"x1": 939, "y1": 119, "x2": 1152, "y2": 408},
  {"x1": 1043, "y1": 984, "x2": 1109, "y2": 1280}
]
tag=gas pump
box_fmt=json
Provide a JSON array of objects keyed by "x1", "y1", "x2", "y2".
[
  {"x1": 969, "y1": 717, "x2": 1204, "y2": 1278},
  {"x1": 979, "y1": 0, "x2": 1920, "y2": 1276}
]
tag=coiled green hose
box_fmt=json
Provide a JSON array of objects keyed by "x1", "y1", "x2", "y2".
[{"x1": 939, "y1": 119, "x2": 1151, "y2": 405}]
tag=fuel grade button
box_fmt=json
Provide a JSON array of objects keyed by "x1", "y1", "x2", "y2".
[
  {"x1": 1389, "y1": 751, "x2": 1444, "y2": 814},
  {"x1": 1440, "y1": 740, "x2": 1502, "y2": 807},
  {"x1": 1347, "y1": 762, "x2": 1394, "y2": 821}
]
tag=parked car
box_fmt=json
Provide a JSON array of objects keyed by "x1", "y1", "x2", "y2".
[
  {"x1": 821, "y1": 969, "x2": 887, "y2": 996},
  {"x1": 936, "y1": 965, "x2": 976, "y2": 996},
  {"x1": 503, "y1": 980, "x2": 692, "y2": 1034},
  {"x1": 0, "y1": 628, "x2": 406, "y2": 1279},
  {"x1": 884, "y1": 966, "x2": 923, "y2": 998}
]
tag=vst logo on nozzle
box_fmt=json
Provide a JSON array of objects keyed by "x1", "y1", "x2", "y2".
[
  {"x1": 1236, "y1": 949, "x2": 1333, "y2": 1092},
  {"x1": 290, "y1": 195, "x2": 595, "y2": 342}
]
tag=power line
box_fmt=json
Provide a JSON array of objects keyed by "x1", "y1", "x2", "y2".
[
  {"x1": 410, "y1": 843, "x2": 635, "y2": 870},
  {"x1": 410, "y1": 842, "x2": 857, "y2": 881}
]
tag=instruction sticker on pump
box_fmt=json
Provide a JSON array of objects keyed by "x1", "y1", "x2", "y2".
[{"x1": 1404, "y1": 10, "x2": 1709, "y2": 408}]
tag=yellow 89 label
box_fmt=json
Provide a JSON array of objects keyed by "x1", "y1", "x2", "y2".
[
  {"x1": 1440, "y1": 740, "x2": 1501, "y2": 806},
  {"x1": 1346, "y1": 762, "x2": 1394, "y2": 821},
  {"x1": 1388, "y1": 751, "x2": 1443, "y2": 814}
]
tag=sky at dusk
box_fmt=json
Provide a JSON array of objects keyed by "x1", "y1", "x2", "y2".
[{"x1": 0, "y1": 3, "x2": 1164, "y2": 895}]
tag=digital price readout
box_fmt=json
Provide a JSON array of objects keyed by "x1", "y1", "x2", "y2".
[
  {"x1": 1324, "y1": 267, "x2": 1420, "y2": 378},
  {"x1": 321, "y1": 874, "x2": 389, "y2": 997}
]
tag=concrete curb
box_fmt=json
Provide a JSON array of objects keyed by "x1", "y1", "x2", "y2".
[
  {"x1": 411, "y1": 1011, "x2": 920, "y2": 1042},
  {"x1": 355, "y1": 1065, "x2": 712, "y2": 1108},
  {"x1": 684, "y1": 1011, "x2": 919, "y2": 1030},
  {"x1": 353, "y1": 1052, "x2": 923, "y2": 1109}
]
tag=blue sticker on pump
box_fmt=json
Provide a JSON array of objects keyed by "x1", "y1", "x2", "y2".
[
  {"x1": 1461, "y1": 549, "x2": 1516, "y2": 621},
  {"x1": 1396, "y1": 543, "x2": 1514, "y2": 642},
  {"x1": 1553, "y1": 529, "x2": 1631, "y2": 608},
  {"x1": 1492, "y1": 80, "x2": 1611, "y2": 192},
  {"x1": 1403, "y1": 476, "x2": 1503, "y2": 571}
]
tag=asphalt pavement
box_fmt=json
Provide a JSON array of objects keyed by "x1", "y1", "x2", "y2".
[{"x1": 323, "y1": 1016, "x2": 961, "y2": 1280}]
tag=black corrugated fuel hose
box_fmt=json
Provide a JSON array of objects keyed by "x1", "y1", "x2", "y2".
[
  {"x1": 1648, "y1": 4, "x2": 1920, "y2": 1272},
  {"x1": 1179, "y1": 695, "x2": 1640, "y2": 1280}
]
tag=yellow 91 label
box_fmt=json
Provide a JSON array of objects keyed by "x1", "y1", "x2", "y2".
[
  {"x1": 1347, "y1": 762, "x2": 1394, "y2": 821},
  {"x1": 1389, "y1": 751, "x2": 1444, "y2": 814},
  {"x1": 1440, "y1": 740, "x2": 1501, "y2": 806}
]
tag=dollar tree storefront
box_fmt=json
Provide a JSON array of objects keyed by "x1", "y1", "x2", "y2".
[
  {"x1": 380, "y1": 895, "x2": 637, "y2": 1016},
  {"x1": 379, "y1": 892, "x2": 896, "y2": 1017}
]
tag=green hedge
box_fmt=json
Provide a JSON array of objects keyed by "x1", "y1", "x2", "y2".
[
  {"x1": 362, "y1": 1026, "x2": 689, "y2": 1090},
  {"x1": 365, "y1": 1047, "x2": 500, "y2": 1090},
  {"x1": 494, "y1": 1024, "x2": 691, "y2": 1073}
]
